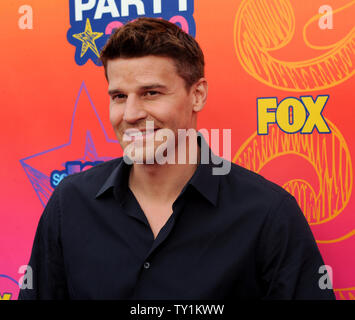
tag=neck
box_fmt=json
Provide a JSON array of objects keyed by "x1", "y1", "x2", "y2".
[{"x1": 128, "y1": 144, "x2": 201, "y2": 204}]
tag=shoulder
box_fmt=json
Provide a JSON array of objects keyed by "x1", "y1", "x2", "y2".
[
  {"x1": 217, "y1": 161, "x2": 296, "y2": 221},
  {"x1": 61, "y1": 157, "x2": 122, "y2": 184},
  {"x1": 219, "y1": 161, "x2": 307, "y2": 237},
  {"x1": 57, "y1": 157, "x2": 123, "y2": 195},
  {"x1": 225, "y1": 161, "x2": 290, "y2": 199}
]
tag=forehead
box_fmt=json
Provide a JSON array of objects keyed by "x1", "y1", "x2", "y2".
[{"x1": 106, "y1": 56, "x2": 181, "y2": 90}]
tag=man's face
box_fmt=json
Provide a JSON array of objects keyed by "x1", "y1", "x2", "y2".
[{"x1": 106, "y1": 55, "x2": 201, "y2": 163}]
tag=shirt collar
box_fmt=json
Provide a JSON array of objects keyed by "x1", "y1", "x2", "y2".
[
  {"x1": 188, "y1": 132, "x2": 221, "y2": 207},
  {"x1": 95, "y1": 132, "x2": 222, "y2": 207},
  {"x1": 95, "y1": 155, "x2": 132, "y2": 205}
]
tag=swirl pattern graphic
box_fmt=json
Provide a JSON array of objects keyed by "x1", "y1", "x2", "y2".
[
  {"x1": 234, "y1": 0, "x2": 355, "y2": 91},
  {"x1": 233, "y1": 120, "x2": 353, "y2": 225}
]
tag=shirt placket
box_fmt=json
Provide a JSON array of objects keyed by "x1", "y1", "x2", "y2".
[{"x1": 130, "y1": 191, "x2": 188, "y2": 299}]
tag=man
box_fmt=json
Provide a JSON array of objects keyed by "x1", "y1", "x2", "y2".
[{"x1": 19, "y1": 18, "x2": 335, "y2": 300}]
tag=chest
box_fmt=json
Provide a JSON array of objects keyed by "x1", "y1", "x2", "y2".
[
  {"x1": 62, "y1": 192, "x2": 261, "y2": 299},
  {"x1": 135, "y1": 196, "x2": 174, "y2": 239}
]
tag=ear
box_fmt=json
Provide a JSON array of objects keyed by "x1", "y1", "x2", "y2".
[{"x1": 192, "y1": 78, "x2": 208, "y2": 112}]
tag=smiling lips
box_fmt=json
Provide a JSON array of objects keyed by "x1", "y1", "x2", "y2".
[{"x1": 123, "y1": 128, "x2": 160, "y2": 141}]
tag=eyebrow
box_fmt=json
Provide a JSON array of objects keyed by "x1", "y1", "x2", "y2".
[{"x1": 108, "y1": 84, "x2": 167, "y2": 96}]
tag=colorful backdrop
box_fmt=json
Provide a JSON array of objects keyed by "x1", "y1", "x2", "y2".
[{"x1": 0, "y1": 0, "x2": 354, "y2": 300}]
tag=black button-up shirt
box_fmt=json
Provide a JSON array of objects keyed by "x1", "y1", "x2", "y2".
[{"x1": 18, "y1": 134, "x2": 335, "y2": 300}]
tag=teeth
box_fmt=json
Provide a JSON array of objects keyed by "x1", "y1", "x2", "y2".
[
  {"x1": 125, "y1": 129, "x2": 158, "y2": 138},
  {"x1": 129, "y1": 132, "x2": 142, "y2": 137}
]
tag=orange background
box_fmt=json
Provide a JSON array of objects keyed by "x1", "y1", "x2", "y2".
[{"x1": 0, "y1": 0, "x2": 354, "y2": 299}]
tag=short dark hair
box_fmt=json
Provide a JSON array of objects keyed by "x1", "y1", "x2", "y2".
[{"x1": 100, "y1": 17, "x2": 205, "y2": 90}]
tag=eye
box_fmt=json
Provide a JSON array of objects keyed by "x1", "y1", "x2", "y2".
[
  {"x1": 144, "y1": 91, "x2": 160, "y2": 97},
  {"x1": 112, "y1": 93, "x2": 127, "y2": 101}
]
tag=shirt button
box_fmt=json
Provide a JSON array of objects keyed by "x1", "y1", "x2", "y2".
[{"x1": 143, "y1": 261, "x2": 150, "y2": 269}]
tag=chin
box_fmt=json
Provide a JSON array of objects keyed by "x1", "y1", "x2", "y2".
[{"x1": 133, "y1": 140, "x2": 177, "y2": 165}]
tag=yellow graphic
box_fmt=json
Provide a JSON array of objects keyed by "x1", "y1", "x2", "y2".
[
  {"x1": 257, "y1": 95, "x2": 330, "y2": 134},
  {"x1": 234, "y1": 0, "x2": 355, "y2": 91},
  {"x1": 233, "y1": 119, "x2": 353, "y2": 225},
  {"x1": 73, "y1": 18, "x2": 103, "y2": 58},
  {"x1": 334, "y1": 287, "x2": 355, "y2": 300},
  {"x1": 0, "y1": 292, "x2": 12, "y2": 300},
  {"x1": 317, "y1": 229, "x2": 355, "y2": 244}
]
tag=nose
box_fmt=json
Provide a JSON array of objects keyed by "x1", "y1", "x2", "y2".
[{"x1": 123, "y1": 94, "x2": 148, "y2": 123}]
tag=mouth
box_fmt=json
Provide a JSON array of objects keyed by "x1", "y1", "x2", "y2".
[{"x1": 123, "y1": 128, "x2": 160, "y2": 141}]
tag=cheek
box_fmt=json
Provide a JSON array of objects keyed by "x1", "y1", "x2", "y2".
[
  {"x1": 109, "y1": 104, "x2": 123, "y2": 127},
  {"x1": 161, "y1": 97, "x2": 192, "y2": 125},
  {"x1": 174, "y1": 99, "x2": 194, "y2": 126}
]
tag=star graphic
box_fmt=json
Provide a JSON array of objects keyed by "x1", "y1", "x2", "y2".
[
  {"x1": 20, "y1": 82, "x2": 119, "y2": 207},
  {"x1": 20, "y1": 131, "x2": 108, "y2": 207},
  {"x1": 72, "y1": 18, "x2": 103, "y2": 58}
]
